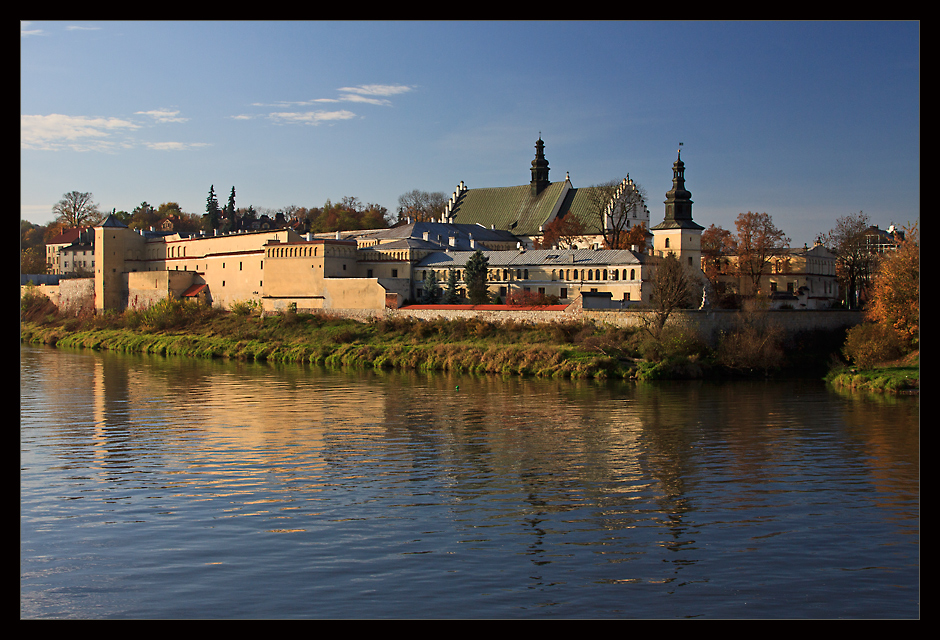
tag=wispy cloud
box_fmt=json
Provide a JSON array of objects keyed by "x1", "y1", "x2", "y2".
[
  {"x1": 267, "y1": 110, "x2": 357, "y2": 126},
  {"x1": 20, "y1": 21, "x2": 45, "y2": 37},
  {"x1": 336, "y1": 84, "x2": 415, "y2": 106},
  {"x1": 21, "y1": 21, "x2": 103, "y2": 37},
  {"x1": 248, "y1": 84, "x2": 415, "y2": 124},
  {"x1": 145, "y1": 141, "x2": 211, "y2": 151},
  {"x1": 21, "y1": 110, "x2": 203, "y2": 152},
  {"x1": 135, "y1": 109, "x2": 189, "y2": 124}
]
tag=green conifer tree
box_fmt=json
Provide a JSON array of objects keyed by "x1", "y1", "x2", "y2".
[
  {"x1": 204, "y1": 185, "x2": 221, "y2": 230},
  {"x1": 463, "y1": 250, "x2": 490, "y2": 305},
  {"x1": 443, "y1": 269, "x2": 460, "y2": 303},
  {"x1": 421, "y1": 270, "x2": 441, "y2": 303}
]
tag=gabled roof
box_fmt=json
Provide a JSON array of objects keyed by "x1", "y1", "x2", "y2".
[
  {"x1": 416, "y1": 248, "x2": 646, "y2": 269},
  {"x1": 46, "y1": 226, "x2": 92, "y2": 246},
  {"x1": 448, "y1": 182, "x2": 569, "y2": 236},
  {"x1": 555, "y1": 186, "x2": 638, "y2": 233}
]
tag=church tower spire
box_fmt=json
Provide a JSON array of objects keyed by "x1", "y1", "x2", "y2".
[
  {"x1": 530, "y1": 135, "x2": 550, "y2": 196},
  {"x1": 651, "y1": 144, "x2": 704, "y2": 275},
  {"x1": 662, "y1": 145, "x2": 698, "y2": 227}
]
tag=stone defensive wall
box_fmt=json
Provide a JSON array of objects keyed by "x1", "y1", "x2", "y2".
[{"x1": 21, "y1": 278, "x2": 95, "y2": 317}]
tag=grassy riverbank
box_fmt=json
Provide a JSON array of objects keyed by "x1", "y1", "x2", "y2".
[
  {"x1": 825, "y1": 351, "x2": 920, "y2": 394},
  {"x1": 19, "y1": 294, "x2": 865, "y2": 383},
  {"x1": 20, "y1": 297, "x2": 645, "y2": 379}
]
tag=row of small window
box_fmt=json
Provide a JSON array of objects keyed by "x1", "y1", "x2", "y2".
[{"x1": 413, "y1": 268, "x2": 640, "y2": 282}]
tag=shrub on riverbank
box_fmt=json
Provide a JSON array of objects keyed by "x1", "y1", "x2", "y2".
[{"x1": 21, "y1": 296, "x2": 858, "y2": 382}]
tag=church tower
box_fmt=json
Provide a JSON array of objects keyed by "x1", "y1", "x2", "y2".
[
  {"x1": 651, "y1": 145, "x2": 704, "y2": 272},
  {"x1": 530, "y1": 136, "x2": 550, "y2": 196}
]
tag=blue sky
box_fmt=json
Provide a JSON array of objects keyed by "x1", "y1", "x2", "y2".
[{"x1": 21, "y1": 20, "x2": 919, "y2": 247}]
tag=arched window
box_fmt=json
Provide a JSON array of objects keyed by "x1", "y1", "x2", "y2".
[
  {"x1": 602, "y1": 269, "x2": 607, "y2": 280},
  {"x1": 665, "y1": 238, "x2": 671, "y2": 248},
  {"x1": 587, "y1": 270, "x2": 593, "y2": 281},
  {"x1": 630, "y1": 269, "x2": 635, "y2": 280}
]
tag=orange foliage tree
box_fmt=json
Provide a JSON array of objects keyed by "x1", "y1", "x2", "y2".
[
  {"x1": 534, "y1": 214, "x2": 587, "y2": 249},
  {"x1": 865, "y1": 222, "x2": 919, "y2": 349}
]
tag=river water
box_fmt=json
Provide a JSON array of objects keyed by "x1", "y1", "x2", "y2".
[{"x1": 20, "y1": 344, "x2": 919, "y2": 619}]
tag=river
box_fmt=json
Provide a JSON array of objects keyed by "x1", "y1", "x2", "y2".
[{"x1": 20, "y1": 344, "x2": 919, "y2": 619}]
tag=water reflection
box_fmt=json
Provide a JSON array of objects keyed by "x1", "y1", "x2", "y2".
[{"x1": 21, "y1": 345, "x2": 918, "y2": 618}]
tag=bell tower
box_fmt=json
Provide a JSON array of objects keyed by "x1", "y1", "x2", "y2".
[
  {"x1": 651, "y1": 144, "x2": 704, "y2": 272},
  {"x1": 530, "y1": 135, "x2": 550, "y2": 196}
]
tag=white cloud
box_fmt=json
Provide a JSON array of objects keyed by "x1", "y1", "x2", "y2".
[
  {"x1": 267, "y1": 110, "x2": 358, "y2": 126},
  {"x1": 65, "y1": 25, "x2": 101, "y2": 31},
  {"x1": 21, "y1": 111, "x2": 208, "y2": 152},
  {"x1": 338, "y1": 84, "x2": 415, "y2": 97},
  {"x1": 135, "y1": 109, "x2": 188, "y2": 124},
  {"x1": 20, "y1": 21, "x2": 45, "y2": 37},
  {"x1": 246, "y1": 84, "x2": 415, "y2": 121},
  {"x1": 145, "y1": 141, "x2": 211, "y2": 151},
  {"x1": 21, "y1": 114, "x2": 140, "y2": 151},
  {"x1": 336, "y1": 84, "x2": 415, "y2": 106}
]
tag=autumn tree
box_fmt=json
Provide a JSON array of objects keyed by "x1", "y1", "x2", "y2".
[
  {"x1": 127, "y1": 202, "x2": 158, "y2": 230},
  {"x1": 621, "y1": 222, "x2": 649, "y2": 249},
  {"x1": 397, "y1": 189, "x2": 448, "y2": 223},
  {"x1": 734, "y1": 212, "x2": 790, "y2": 296},
  {"x1": 52, "y1": 191, "x2": 104, "y2": 228},
  {"x1": 21, "y1": 220, "x2": 47, "y2": 274},
  {"x1": 463, "y1": 250, "x2": 490, "y2": 305},
  {"x1": 865, "y1": 222, "x2": 919, "y2": 349},
  {"x1": 701, "y1": 224, "x2": 737, "y2": 306},
  {"x1": 534, "y1": 213, "x2": 587, "y2": 249}
]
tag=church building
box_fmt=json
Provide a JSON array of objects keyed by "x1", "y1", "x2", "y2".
[{"x1": 439, "y1": 137, "x2": 651, "y2": 248}]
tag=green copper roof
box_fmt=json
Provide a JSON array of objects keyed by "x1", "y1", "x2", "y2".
[{"x1": 449, "y1": 181, "x2": 569, "y2": 236}]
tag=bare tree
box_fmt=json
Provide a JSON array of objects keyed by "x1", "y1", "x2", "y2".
[
  {"x1": 52, "y1": 191, "x2": 104, "y2": 228},
  {"x1": 816, "y1": 211, "x2": 875, "y2": 309},
  {"x1": 583, "y1": 178, "x2": 648, "y2": 249},
  {"x1": 397, "y1": 189, "x2": 448, "y2": 223},
  {"x1": 644, "y1": 253, "x2": 696, "y2": 339}
]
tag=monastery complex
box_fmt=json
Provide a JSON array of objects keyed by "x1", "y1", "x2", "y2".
[{"x1": 81, "y1": 138, "x2": 841, "y2": 315}]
